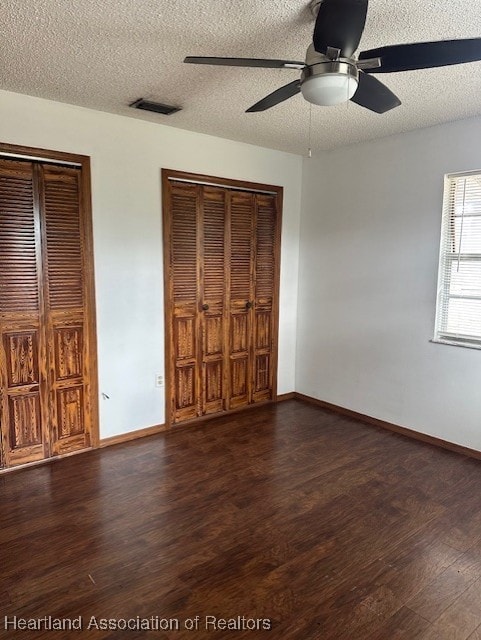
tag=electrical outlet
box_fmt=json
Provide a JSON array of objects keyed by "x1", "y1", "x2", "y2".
[{"x1": 155, "y1": 374, "x2": 164, "y2": 387}]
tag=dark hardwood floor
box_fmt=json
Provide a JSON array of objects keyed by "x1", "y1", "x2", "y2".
[{"x1": 2, "y1": 399, "x2": 481, "y2": 639}]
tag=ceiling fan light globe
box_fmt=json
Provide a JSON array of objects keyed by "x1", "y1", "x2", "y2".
[{"x1": 301, "y1": 73, "x2": 358, "y2": 106}]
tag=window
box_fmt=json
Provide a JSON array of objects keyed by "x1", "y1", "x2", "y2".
[{"x1": 434, "y1": 171, "x2": 481, "y2": 348}]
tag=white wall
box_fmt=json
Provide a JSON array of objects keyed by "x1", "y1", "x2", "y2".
[
  {"x1": 0, "y1": 89, "x2": 302, "y2": 438},
  {"x1": 297, "y1": 116, "x2": 481, "y2": 451},
  {"x1": 5, "y1": 88, "x2": 480, "y2": 452}
]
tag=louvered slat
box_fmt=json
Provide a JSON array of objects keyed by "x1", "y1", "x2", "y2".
[
  {"x1": 43, "y1": 167, "x2": 84, "y2": 310},
  {"x1": 0, "y1": 161, "x2": 39, "y2": 312}
]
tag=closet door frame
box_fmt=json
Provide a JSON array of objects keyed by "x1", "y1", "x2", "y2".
[
  {"x1": 0, "y1": 142, "x2": 100, "y2": 467},
  {"x1": 162, "y1": 168, "x2": 283, "y2": 428}
]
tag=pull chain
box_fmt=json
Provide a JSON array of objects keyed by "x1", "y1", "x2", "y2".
[{"x1": 307, "y1": 103, "x2": 313, "y2": 158}]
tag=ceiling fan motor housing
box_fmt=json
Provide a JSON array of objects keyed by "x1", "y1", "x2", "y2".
[{"x1": 301, "y1": 60, "x2": 359, "y2": 106}]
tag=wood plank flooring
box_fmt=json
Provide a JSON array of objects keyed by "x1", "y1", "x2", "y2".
[{"x1": 1, "y1": 399, "x2": 481, "y2": 639}]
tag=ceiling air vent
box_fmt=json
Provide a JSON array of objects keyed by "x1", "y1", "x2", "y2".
[{"x1": 129, "y1": 98, "x2": 181, "y2": 115}]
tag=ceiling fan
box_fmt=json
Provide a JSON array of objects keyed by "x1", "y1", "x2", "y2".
[{"x1": 184, "y1": 0, "x2": 481, "y2": 114}]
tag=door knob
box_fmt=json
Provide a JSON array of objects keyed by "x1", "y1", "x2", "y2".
[
  {"x1": 201, "y1": 303, "x2": 209, "y2": 311},
  {"x1": 245, "y1": 301, "x2": 253, "y2": 309}
]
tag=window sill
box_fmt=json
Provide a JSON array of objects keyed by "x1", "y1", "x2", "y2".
[{"x1": 430, "y1": 338, "x2": 481, "y2": 351}]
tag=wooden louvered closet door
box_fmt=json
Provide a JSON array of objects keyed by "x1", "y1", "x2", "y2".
[
  {"x1": 0, "y1": 160, "x2": 46, "y2": 467},
  {"x1": 41, "y1": 164, "x2": 92, "y2": 456},
  {"x1": 228, "y1": 191, "x2": 254, "y2": 409},
  {"x1": 167, "y1": 181, "x2": 227, "y2": 423},
  {"x1": 163, "y1": 170, "x2": 282, "y2": 426},
  {"x1": 0, "y1": 155, "x2": 95, "y2": 469},
  {"x1": 252, "y1": 193, "x2": 278, "y2": 403},
  {"x1": 227, "y1": 191, "x2": 278, "y2": 409},
  {"x1": 202, "y1": 186, "x2": 227, "y2": 416}
]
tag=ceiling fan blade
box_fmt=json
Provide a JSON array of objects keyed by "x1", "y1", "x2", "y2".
[
  {"x1": 313, "y1": 0, "x2": 368, "y2": 57},
  {"x1": 350, "y1": 72, "x2": 401, "y2": 113},
  {"x1": 359, "y1": 38, "x2": 481, "y2": 73},
  {"x1": 246, "y1": 80, "x2": 301, "y2": 112},
  {"x1": 184, "y1": 56, "x2": 305, "y2": 69}
]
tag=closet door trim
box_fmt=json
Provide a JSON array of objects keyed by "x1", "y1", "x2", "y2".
[
  {"x1": 0, "y1": 142, "x2": 99, "y2": 451},
  {"x1": 162, "y1": 168, "x2": 283, "y2": 428}
]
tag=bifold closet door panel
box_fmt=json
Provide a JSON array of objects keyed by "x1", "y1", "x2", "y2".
[
  {"x1": 201, "y1": 187, "x2": 227, "y2": 415},
  {"x1": 41, "y1": 164, "x2": 92, "y2": 455},
  {"x1": 253, "y1": 193, "x2": 277, "y2": 403},
  {"x1": 227, "y1": 191, "x2": 255, "y2": 410},
  {"x1": 0, "y1": 160, "x2": 48, "y2": 467},
  {"x1": 168, "y1": 181, "x2": 201, "y2": 422}
]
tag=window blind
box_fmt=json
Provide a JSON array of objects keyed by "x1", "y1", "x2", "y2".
[{"x1": 434, "y1": 171, "x2": 481, "y2": 347}]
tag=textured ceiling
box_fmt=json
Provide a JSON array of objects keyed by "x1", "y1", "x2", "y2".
[{"x1": 2, "y1": 0, "x2": 481, "y2": 154}]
